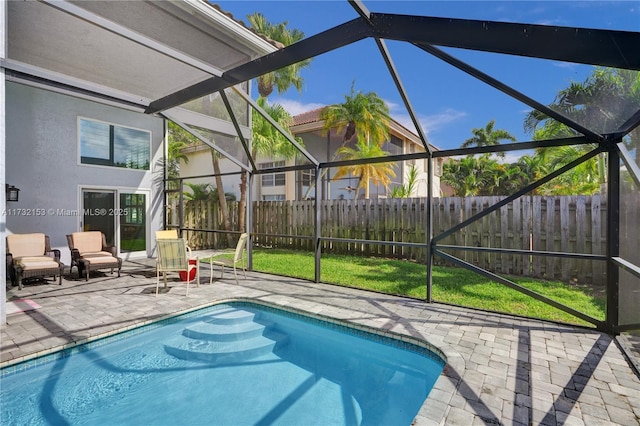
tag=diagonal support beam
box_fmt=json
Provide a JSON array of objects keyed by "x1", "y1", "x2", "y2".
[
  {"x1": 612, "y1": 257, "x2": 640, "y2": 281},
  {"x1": 220, "y1": 90, "x2": 256, "y2": 171},
  {"x1": 435, "y1": 249, "x2": 604, "y2": 327},
  {"x1": 617, "y1": 142, "x2": 640, "y2": 188},
  {"x1": 160, "y1": 111, "x2": 251, "y2": 173},
  {"x1": 146, "y1": 18, "x2": 373, "y2": 114},
  {"x1": 375, "y1": 39, "x2": 432, "y2": 154},
  {"x1": 433, "y1": 146, "x2": 604, "y2": 244},
  {"x1": 414, "y1": 43, "x2": 603, "y2": 141},
  {"x1": 613, "y1": 108, "x2": 640, "y2": 139},
  {"x1": 233, "y1": 87, "x2": 319, "y2": 166},
  {"x1": 356, "y1": 1, "x2": 433, "y2": 153}
]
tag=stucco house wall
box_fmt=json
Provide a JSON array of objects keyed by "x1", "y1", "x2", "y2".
[
  {"x1": 177, "y1": 144, "x2": 242, "y2": 200},
  {"x1": 5, "y1": 82, "x2": 165, "y2": 264}
]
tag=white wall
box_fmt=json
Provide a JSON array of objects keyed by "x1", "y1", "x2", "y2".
[
  {"x1": 178, "y1": 147, "x2": 242, "y2": 199},
  {"x1": 5, "y1": 82, "x2": 165, "y2": 265}
]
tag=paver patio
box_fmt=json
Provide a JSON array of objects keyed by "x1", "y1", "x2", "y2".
[{"x1": 2, "y1": 258, "x2": 639, "y2": 425}]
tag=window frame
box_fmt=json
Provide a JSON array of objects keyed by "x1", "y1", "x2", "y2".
[
  {"x1": 78, "y1": 117, "x2": 151, "y2": 171},
  {"x1": 259, "y1": 161, "x2": 286, "y2": 187}
]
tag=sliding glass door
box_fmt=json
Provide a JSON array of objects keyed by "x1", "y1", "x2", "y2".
[
  {"x1": 82, "y1": 190, "x2": 116, "y2": 246},
  {"x1": 119, "y1": 192, "x2": 146, "y2": 252},
  {"x1": 81, "y1": 188, "x2": 148, "y2": 254}
]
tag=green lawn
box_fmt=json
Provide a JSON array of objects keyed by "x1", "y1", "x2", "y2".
[{"x1": 246, "y1": 249, "x2": 605, "y2": 327}]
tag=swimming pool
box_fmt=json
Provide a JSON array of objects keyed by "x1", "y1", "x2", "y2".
[{"x1": 1, "y1": 301, "x2": 445, "y2": 425}]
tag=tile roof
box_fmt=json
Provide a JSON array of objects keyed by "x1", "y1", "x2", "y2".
[
  {"x1": 291, "y1": 107, "x2": 326, "y2": 126},
  {"x1": 290, "y1": 108, "x2": 440, "y2": 151},
  {"x1": 210, "y1": 3, "x2": 284, "y2": 49}
]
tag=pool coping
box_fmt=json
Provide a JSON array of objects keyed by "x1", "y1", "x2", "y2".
[{"x1": 1, "y1": 296, "x2": 465, "y2": 425}]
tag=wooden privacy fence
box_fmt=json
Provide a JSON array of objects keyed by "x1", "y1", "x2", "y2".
[
  {"x1": 168, "y1": 199, "x2": 239, "y2": 249},
  {"x1": 169, "y1": 195, "x2": 637, "y2": 286}
]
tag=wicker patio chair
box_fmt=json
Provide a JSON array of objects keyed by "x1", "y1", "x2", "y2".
[
  {"x1": 66, "y1": 231, "x2": 122, "y2": 281},
  {"x1": 6, "y1": 233, "x2": 64, "y2": 289}
]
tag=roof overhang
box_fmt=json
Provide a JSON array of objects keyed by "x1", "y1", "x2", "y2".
[{"x1": 5, "y1": 0, "x2": 277, "y2": 112}]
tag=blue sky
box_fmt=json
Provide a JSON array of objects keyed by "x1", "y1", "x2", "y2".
[{"x1": 215, "y1": 1, "x2": 640, "y2": 155}]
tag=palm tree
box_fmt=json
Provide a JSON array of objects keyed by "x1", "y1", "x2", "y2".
[
  {"x1": 441, "y1": 156, "x2": 508, "y2": 196},
  {"x1": 524, "y1": 68, "x2": 640, "y2": 194},
  {"x1": 166, "y1": 121, "x2": 192, "y2": 191},
  {"x1": 320, "y1": 82, "x2": 390, "y2": 147},
  {"x1": 515, "y1": 154, "x2": 548, "y2": 194},
  {"x1": 303, "y1": 84, "x2": 390, "y2": 199},
  {"x1": 247, "y1": 13, "x2": 311, "y2": 98},
  {"x1": 183, "y1": 183, "x2": 212, "y2": 201},
  {"x1": 332, "y1": 140, "x2": 396, "y2": 199},
  {"x1": 236, "y1": 97, "x2": 302, "y2": 231},
  {"x1": 251, "y1": 97, "x2": 300, "y2": 159},
  {"x1": 461, "y1": 119, "x2": 516, "y2": 157}
]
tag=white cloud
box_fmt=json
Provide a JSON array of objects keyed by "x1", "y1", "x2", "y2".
[
  {"x1": 495, "y1": 152, "x2": 529, "y2": 164},
  {"x1": 384, "y1": 99, "x2": 402, "y2": 113},
  {"x1": 552, "y1": 61, "x2": 578, "y2": 69},
  {"x1": 392, "y1": 108, "x2": 468, "y2": 135},
  {"x1": 270, "y1": 98, "x2": 325, "y2": 116},
  {"x1": 421, "y1": 109, "x2": 468, "y2": 132}
]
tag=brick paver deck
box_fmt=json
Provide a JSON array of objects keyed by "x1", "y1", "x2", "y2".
[{"x1": 2, "y1": 258, "x2": 639, "y2": 425}]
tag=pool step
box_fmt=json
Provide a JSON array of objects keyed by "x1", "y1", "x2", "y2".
[
  {"x1": 183, "y1": 319, "x2": 274, "y2": 341},
  {"x1": 202, "y1": 307, "x2": 257, "y2": 325},
  {"x1": 165, "y1": 307, "x2": 288, "y2": 364},
  {"x1": 164, "y1": 331, "x2": 288, "y2": 364}
]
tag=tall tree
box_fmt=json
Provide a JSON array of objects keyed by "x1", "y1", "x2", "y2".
[
  {"x1": 247, "y1": 13, "x2": 311, "y2": 98},
  {"x1": 524, "y1": 68, "x2": 640, "y2": 194},
  {"x1": 166, "y1": 122, "x2": 191, "y2": 191},
  {"x1": 461, "y1": 119, "x2": 516, "y2": 157},
  {"x1": 320, "y1": 82, "x2": 390, "y2": 147},
  {"x1": 231, "y1": 13, "x2": 310, "y2": 230},
  {"x1": 303, "y1": 84, "x2": 390, "y2": 199},
  {"x1": 237, "y1": 97, "x2": 302, "y2": 231},
  {"x1": 332, "y1": 140, "x2": 396, "y2": 199},
  {"x1": 442, "y1": 156, "x2": 492, "y2": 196}
]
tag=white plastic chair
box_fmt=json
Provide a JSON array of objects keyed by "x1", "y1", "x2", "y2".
[{"x1": 209, "y1": 233, "x2": 248, "y2": 285}]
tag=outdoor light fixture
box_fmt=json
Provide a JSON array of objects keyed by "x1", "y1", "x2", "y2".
[{"x1": 6, "y1": 184, "x2": 20, "y2": 202}]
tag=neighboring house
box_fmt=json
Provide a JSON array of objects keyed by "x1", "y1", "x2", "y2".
[
  {"x1": 177, "y1": 141, "x2": 243, "y2": 201},
  {"x1": 3, "y1": 1, "x2": 276, "y2": 270},
  {"x1": 253, "y1": 108, "x2": 445, "y2": 201}
]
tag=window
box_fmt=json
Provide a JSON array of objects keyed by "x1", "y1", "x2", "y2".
[
  {"x1": 435, "y1": 158, "x2": 444, "y2": 177},
  {"x1": 80, "y1": 118, "x2": 150, "y2": 170},
  {"x1": 408, "y1": 143, "x2": 415, "y2": 165},
  {"x1": 260, "y1": 161, "x2": 286, "y2": 187},
  {"x1": 300, "y1": 168, "x2": 316, "y2": 186},
  {"x1": 262, "y1": 194, "x2": 285, "y2": 201}
]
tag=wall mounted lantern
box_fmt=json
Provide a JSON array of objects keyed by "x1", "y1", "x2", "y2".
[{"x1": 6, "y1": 184, "x2": 20, "y2": 202}]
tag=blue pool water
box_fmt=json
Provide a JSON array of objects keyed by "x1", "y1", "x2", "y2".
[{"x1": 1, "y1": 302, "x2": 445, "y2": 425}]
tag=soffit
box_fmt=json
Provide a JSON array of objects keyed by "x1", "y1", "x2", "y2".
[{"x1": 6, "y1": 0, "x2": 275, "y2": 106}]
